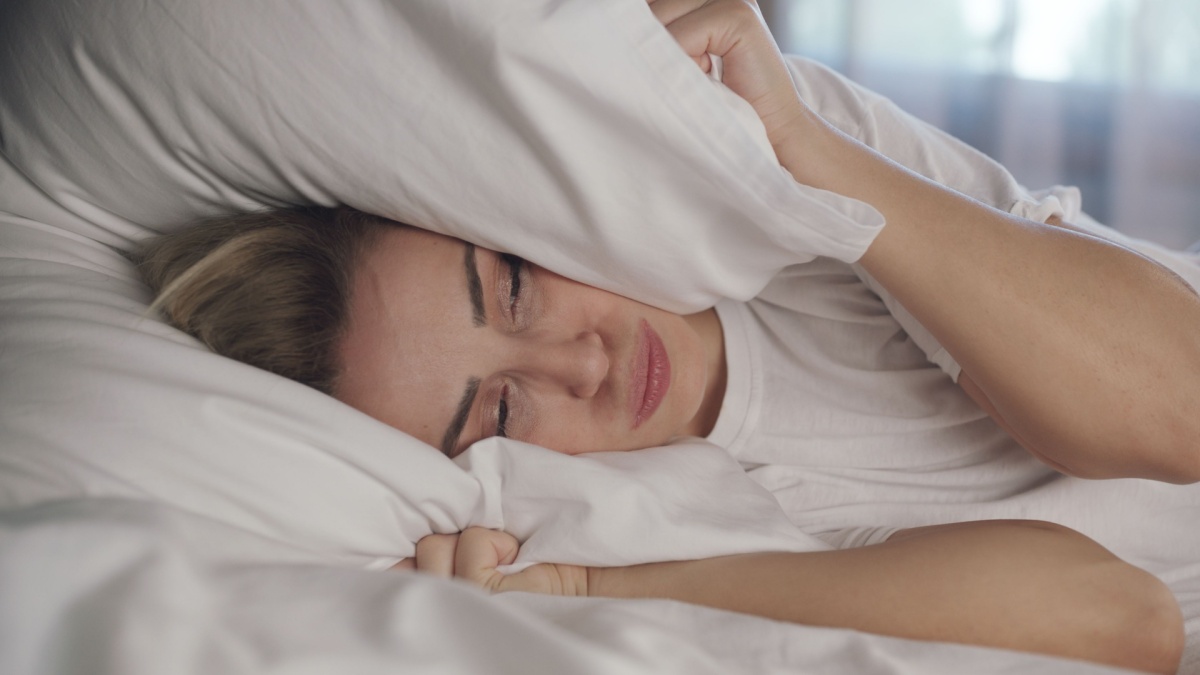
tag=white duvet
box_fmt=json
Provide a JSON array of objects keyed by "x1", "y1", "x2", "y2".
[
  {"x1": 0, "y1": 499, "x2": 1134, "y2": 675},
  {"x1": 0, "y1": 0, "x2": 1183, "y2": 673}
]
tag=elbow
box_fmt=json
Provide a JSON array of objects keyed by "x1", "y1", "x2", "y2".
[
  {"x1": 1064, "y1": 443, "x2": 1200, "y2": 485},
  {"x1": 1159, "y1": 416, "x2": 1200, "y2": 484},
  {"x1": 1092, "y1": 564, "x2": 1184, "y2": 675},
  {"x1": 1159, "y1": 453, "x2": 1200, "y2": 486},
  {"x1": 987, "y1": 522, "x2": 1183, "y2": 673},
  {"x1": 1050, "y1": 412, "x2": 1200, "y2": 484},
  {"x1": 1134, "y1": 412, "x2": 1200, "y2": 484},
  {"x1": 1146, "y1": 364, "x2": 1200, "y2": 484},
  {"x1": 1127, "y1": 573, "x2": 1184, "y2": 675}
]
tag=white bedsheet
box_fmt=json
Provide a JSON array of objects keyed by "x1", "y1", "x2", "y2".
[{"x1": 0, "y1": 499, "x2": 1136, "y2": 675}]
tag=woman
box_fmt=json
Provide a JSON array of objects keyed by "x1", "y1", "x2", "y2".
[{"x1": 135, "y1": 0, "x2": 1192, "y2": 671}]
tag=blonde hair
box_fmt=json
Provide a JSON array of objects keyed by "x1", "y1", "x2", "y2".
[{"x1": 133, "y1": 206, "x2": 392, "y2": 394}]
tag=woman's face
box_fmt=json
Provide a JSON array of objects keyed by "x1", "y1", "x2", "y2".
[{"x1": 335, "y1": 226, "x2": 723, "y2": 457}]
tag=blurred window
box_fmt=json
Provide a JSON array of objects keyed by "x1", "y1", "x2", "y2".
[
  {"x1": 778, "y1": 0, "x2": 1200, "y2": 96},
  {"x1": 768, "y1": 0, "x2": 1200, "y2": 248}
]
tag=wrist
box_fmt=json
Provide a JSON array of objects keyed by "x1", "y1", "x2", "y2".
[
  {"x1": 770, "y1": 108, "x2": 854, "y2": 189},
  {"x1": 585, "y1": 564, "x2": 651, "y2": 600},
  {"x1": 560, "y1": 563, "x2": 592, "y2": 597},
  {"x1": 585, "y1": 565, "x2": 614, "y2": 599}
]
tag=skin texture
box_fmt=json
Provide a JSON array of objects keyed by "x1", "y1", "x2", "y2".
[{"x1": 335, "y1": 226, "x2": 726, "y2": 457}]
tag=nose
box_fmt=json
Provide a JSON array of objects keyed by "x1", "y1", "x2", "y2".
[{"x1": 525, "y1": 331, "x2": 609, "y2": 398}]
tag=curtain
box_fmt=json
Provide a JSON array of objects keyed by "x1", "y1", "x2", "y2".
[{"x1": 762, "y1": 0, "x2": 1200, "y2": 248}]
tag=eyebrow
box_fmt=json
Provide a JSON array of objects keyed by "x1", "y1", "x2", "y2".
[
  {"x1": 441, "y1": 376, "x2": 480, "y2": 457},
  {"x1": 464, "y1": 243, "x2": 486, "y2": 327},
  {"x1": 441, "y1": 244, "x2": 489, "y2": 456}
]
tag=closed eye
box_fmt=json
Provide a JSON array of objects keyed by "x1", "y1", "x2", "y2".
[
  {"x1": 501, "y1": 253, "x2": 523, "y2": 318},
  {"x1": 496, "y1": 394, "x2": 509, "y2": 438}
]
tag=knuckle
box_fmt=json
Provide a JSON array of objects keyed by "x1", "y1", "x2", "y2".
[
  {"x1": 414, "y1": 533, "x2": 461, "y2": 573},
  {"x1": 416, "y1": 533, "x2": 457, "y2": 552},
  {"x1": 719, "y1": 0, "x2": 759, "y2": 19},
  {"x1": 459, "y1": 526, "x2": 492, "y2": 546}
]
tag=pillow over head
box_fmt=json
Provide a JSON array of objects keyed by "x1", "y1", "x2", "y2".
[{"x1": 0, "y1": 0, "x2": 881, "y2": 309}]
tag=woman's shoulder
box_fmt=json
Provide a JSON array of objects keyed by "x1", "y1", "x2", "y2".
[{"x1": 748, "y1": 258, "x2": 886, "y2": 319}]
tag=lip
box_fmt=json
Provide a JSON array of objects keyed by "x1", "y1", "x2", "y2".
[{"x1": 629, "y1": 319, "x2": 671, "y2": 429}]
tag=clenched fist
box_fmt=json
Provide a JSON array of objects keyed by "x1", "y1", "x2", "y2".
[{"x1": 394, "y1": 527, "x2": 591, "y2": 597}]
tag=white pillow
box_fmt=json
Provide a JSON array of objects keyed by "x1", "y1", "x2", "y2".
[
  {"x1": 0, "y1": 0, "x2": 881, "y2": 311},
  {"x1": 0, "y1": 213, "x2": 824, "y2": 568},
  {"x1": 0, "y1": 0, "x2": 857, "y2": 566}
]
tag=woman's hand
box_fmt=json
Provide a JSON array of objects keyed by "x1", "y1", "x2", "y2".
[
  {"x1": 647, "y1": 0, "x2": 851, "y2": 190},
  {"x1": 649, "y1": 0, "x2": 808, "y2": 152},
  {"x1": 395, "y1": 527, "x2": 590, "y2": 596}
]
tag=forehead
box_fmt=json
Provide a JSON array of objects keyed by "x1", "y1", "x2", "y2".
[{"x1": 334, "y1": 226, "x2": 474, "y2": 447}]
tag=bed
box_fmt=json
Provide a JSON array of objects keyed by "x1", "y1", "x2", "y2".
[{"x1": 0, "y1": 1, "x2": 1194, "y2": 673}]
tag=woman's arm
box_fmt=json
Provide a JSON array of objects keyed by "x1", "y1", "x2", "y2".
[
  {"x1": 795, "y1": 114, "x2": 1200, "y2": 483},
  {"x1": 407, "y1": 522, "x2": 1184, "y2": 674},
  {"x1": 655, "y1": 0, "x2": 1200, "y2": 483}
]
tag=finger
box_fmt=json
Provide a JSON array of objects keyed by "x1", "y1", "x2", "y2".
[
  {"x1": 651, "y1": 0, "x2": 763, "y2": 37},
  {"x1": 650, "y1": 0, "x2": 767, "y2": 76},
  {"x1": 663, "y1": 0, "x2": 764, "y2": 64},
  {"x1": 390, "y1": 558, "x2": 416, "y2": 571},
  {"x1": 415, "y1": 533, "x2": 460, "y2": 578},
  {"x1": 455, "y1": 527, "x2": 520, "y2": 591},
  {"x1": 653, "y1": 2, "x2": 722, "y2": 73},
  {"x1": 647, "y1": 0, "x2": 709, "y2": 27}
]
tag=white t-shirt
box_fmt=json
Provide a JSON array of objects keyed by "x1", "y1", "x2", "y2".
[
  {"x1": 709, "y1": 258, "x2": 1200, "y2": 574},
  {"x1": 706, "y1": 58, "x2": 1200, "y2": 574}
]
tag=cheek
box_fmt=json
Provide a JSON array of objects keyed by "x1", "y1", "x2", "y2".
[
  {"x1": 521, "y1": 381, "x2": 689, "y2": 456},
  {"x1": 661, "y1": 318, "x2": 708, "y2": 416},
  {"x1": 527, "y1": 399, "x2": 626, "y2": 455}
]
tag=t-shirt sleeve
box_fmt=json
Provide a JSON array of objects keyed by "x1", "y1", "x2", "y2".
[
  {"x1": 851, "y1": 265, "x2": 966, "y2": 381},
  {"x1": 783, "y1": 56, "x2": 1082, "y2": 381},
  {"x1": 785, "y1": 56, "x2": 1050, "y2": 213},
  {"x1": 814, "y1": 526, "x2": 901, "y2": 550}
]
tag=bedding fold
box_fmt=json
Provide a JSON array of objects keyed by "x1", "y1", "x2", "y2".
[{"x1": 0, "y1": 498, "x2": 1137, "y2": 675}]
